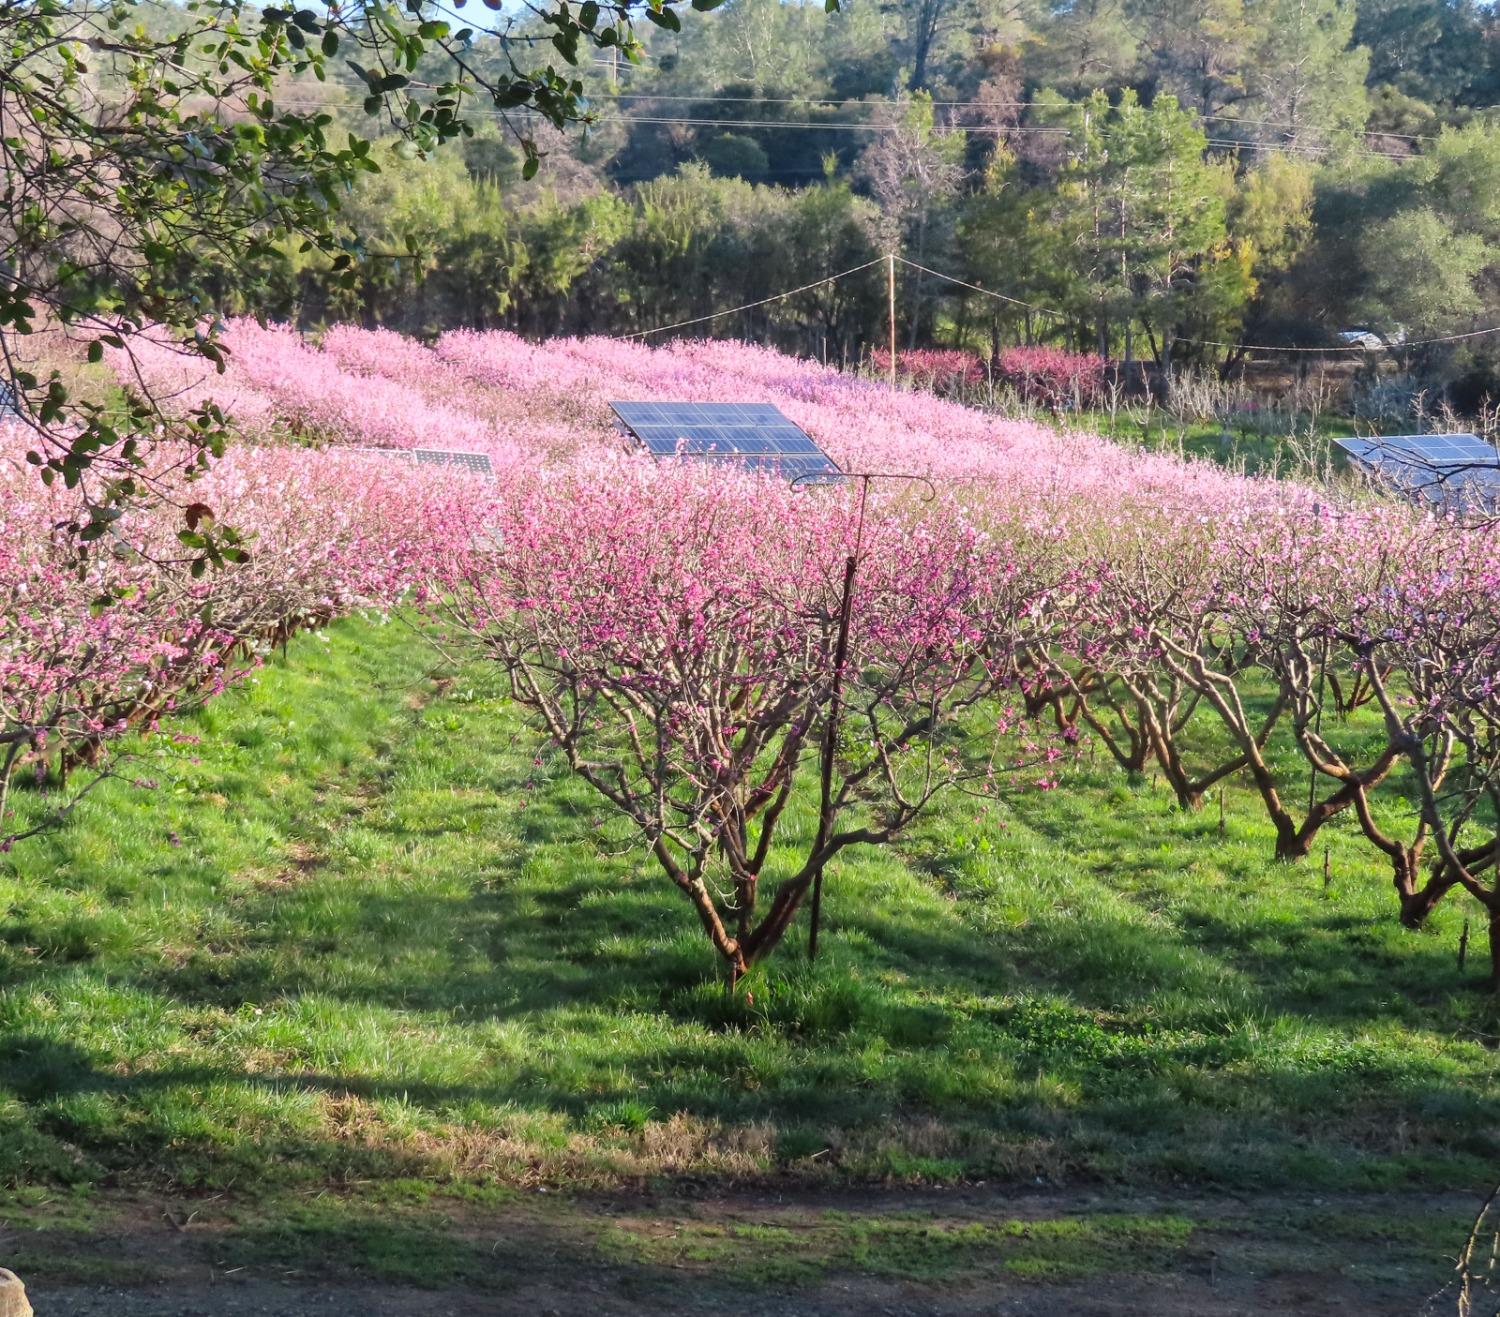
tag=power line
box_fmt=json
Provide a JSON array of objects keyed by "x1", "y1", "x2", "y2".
[
  {"x1": 616, "y1": 250, "x2": 1500, "y2": 356},
  {"x1": 895, "y1": 257, "x2": 1066, "y2": 319},
  {"x1": 599, "y1": 91, "x2": 1443, "y2": 144},
  {"x1": 898, "y1": 256, "x2": 1500, "y2": 354},
  {"x1": 270, "y1": 97, "x2": 1422, "y2": 162},
  {"x1": 612, "y1": 256, "x2": 888, "y2": 340}
]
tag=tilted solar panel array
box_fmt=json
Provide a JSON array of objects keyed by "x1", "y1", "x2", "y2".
[
  {"x1": 1335, "y1": 433, "x2": 1500, "y2": 511},
  {"x1": 610, "y1": 401, "x2": 843, "y2": 485}
]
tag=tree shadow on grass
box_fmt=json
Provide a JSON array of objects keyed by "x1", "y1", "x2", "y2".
[{"x1": 4, "y1": 633, "x2": 1497, "y2": 1197}]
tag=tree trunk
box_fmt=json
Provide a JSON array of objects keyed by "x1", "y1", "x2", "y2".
[{"x1": 740, "y1": 871, "x2": 816, "y2": 966}]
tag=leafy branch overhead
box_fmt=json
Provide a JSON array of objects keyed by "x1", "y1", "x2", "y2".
[{"x1": 1, "y1": 0, "x2": 796, "y2": 559}]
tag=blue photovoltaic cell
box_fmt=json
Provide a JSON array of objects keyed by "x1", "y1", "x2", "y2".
[
  {"x1": 1335, "y1": 433, "x2": 1500, "y2": 510},
  {"x1": 609, "y1": 401, "x2": 843, "y2": 484}
]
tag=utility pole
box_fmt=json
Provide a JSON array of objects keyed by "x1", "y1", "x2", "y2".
[{"x1": 887, "y1": 253, "x2": 897, "y2": 389}]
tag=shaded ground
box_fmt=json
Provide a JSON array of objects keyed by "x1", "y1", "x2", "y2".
[{"x1": 14, "y1": 1186, "x2": 1477, "y2": 1315}]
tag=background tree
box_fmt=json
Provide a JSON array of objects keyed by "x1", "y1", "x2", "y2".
[
  {"x1": 1134, "y1": 0, "x2": 1255, "y2": 117},
  {"x1": 1028, "y1": 0, "x2": 1140, "y2": 94},
  {"x1": 1239, "y1": 0, "x2": 1370, "y2": 149},
  {"x1": 856, "y1": 94, "x2": 966, "y2": 347}
]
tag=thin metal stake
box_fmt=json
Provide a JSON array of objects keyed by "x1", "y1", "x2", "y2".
[
  {"x1": 1308, "y1": 634, "x2": 1329, "y2": 817},
  {"x1": 799, "y1": 470, "x2": 936, "y2": 963},
  {"x1": 808, "y1": 548, "x2": 857, "y2": 963}
]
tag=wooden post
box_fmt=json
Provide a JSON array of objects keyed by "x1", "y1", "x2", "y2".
[
  {"x1": 1217, "y1": 787, "x2": 1224, "y2": 835},
  {"x1": 1460, "y1": 918, "x2": 1471, "y2": 971},
  {"x1": 1323, "y1": 846, "x2": 1331, "y2": 892},
  {"x1": 887, "y1": 253, "x2": 897, "y2": 390}
]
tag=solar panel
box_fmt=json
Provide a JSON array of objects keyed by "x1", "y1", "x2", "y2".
[
  {"x1": 610, "y1": 401, "x2": 843, "y2": 485},
  {"x1": 1335, "y1": 433, "x2": 1500, "y2": 511},
  {"x1": 413, "y1": 448, "x2": 494, "y2": 478}
]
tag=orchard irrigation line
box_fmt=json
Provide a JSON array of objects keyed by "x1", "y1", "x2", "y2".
[{"x1": 616, "y1": 252, "x2": 1500, "y2": 355}]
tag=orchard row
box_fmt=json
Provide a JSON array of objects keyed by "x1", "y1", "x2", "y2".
[{"x1": 3, "y1": 325, "x2": 1496, "y2": 976}]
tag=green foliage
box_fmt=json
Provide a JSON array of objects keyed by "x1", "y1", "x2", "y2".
[
  {"x1": 1242, "y1": 0, "x2": 1370, "y2": 148},
  {"x1": 1355, "y1": 0, "x2": 1497, "y2": 107},
  {"x1": 1353, "y1": 207, "x2": 1487, "y2": 331},
  {"x1": 698, "y1": 131, "x2": 773, "y2": 179},
  {"x1": 275, "y1": 160, "x2": 883, "y2": 356}
]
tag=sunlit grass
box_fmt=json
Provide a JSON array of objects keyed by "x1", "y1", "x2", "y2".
[{"x1": 0, "y1": 615, "x2": 1496, "y2": 1204}]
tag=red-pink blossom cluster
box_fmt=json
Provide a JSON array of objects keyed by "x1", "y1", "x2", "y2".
[
  {"x1": 995, "y1": 346, "x2": 1106, "y2": 409},
  {"x1": 867, "y1": 346, "x2": 1106, "y2": 408},
  {"x1": 871, "y1": 348, "x2": 986, "y2": 393}
]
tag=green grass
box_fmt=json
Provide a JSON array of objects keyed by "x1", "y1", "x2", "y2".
[
  {"x1": 0, "y1": 614, "x2": 1497, "y2": 1210},
  {"x1": 1065, "y1": 407, "x2": 1360, "y2": 478}
]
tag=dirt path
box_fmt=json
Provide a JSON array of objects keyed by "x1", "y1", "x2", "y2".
[{"x1": 14, "y1": 1184, "x2": 1478, "y2": 1316}]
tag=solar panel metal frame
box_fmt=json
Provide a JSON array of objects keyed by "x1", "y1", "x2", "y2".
[
  {"x1": 1334, "y1": 432, "x2": 1500, "y2": 511},
  {"x1": 610, "y1": 400, "x2": 843, "y2": 485}
]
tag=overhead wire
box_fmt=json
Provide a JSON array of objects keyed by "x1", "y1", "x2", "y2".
[
  {"x1": 598, "y1": 91, "x2": 1446, "y2": 145},
  {"x1": 614, "y1": 252, "x2": 1500, "y2": 355},
  {"x1": 612, "y1": 256, "x2": 889, "y2": 340},
  {"x1": 271, "y1": 95, "x2": 1425, "y2": 162},
  {"x1": 896, "y1": 256, "x2": 1500, "y2": 353}
]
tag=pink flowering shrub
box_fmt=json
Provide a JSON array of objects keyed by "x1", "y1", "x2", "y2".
[
  {"x1": 995, "y1": 346, "x2": 1106, "y2": 409},
  {"x1": 871, "y1": 348, "x2": 985, "y2": 393}
]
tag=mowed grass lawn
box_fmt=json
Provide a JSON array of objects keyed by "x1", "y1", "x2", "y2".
[{"x1": 1, "y1": 616, "x2": 1497, "y2": 1299}]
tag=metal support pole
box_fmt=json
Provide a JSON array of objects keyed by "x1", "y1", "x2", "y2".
[
  {"x1": 808, "y1": 548, "x2": 858, "y2": 963},
  {"x1": 790, "y1": 471, "x2": 933, "y2": 965}
]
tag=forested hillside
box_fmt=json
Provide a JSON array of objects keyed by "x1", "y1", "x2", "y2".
[{"x1": 173, "y1": 0, "x2": 1500, "y2": 408}]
